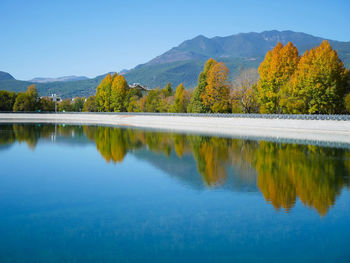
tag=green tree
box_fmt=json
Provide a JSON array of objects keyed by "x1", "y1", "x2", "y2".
[
  {"x1": 0, "y1": 90, "x2": 16, "y2": 111},
  {"x1": 39, "y1": 97, "x2": 55, "y2": 111},
  {"x1": 27, "y1": 85, "x2": 39, "y2": 109},
  {"x1": 72, "y1": 97, "x2": 85, "y2": 112},
  {"x1": 187, "y1": 59, "x2": 216, "y2": 113},
  {"x1": 13, "y1": 93, "x2": 28, "y2": 112},
  {"x1": 162, "y1": 82, "x2": 173, "y2": 97},
  {"x1": 126, "y1": 89, "x2": 142, "y2": 112},
  {"x1": 83, "y1": 96, "x2": 97, "y2": 112},
  {"x1": 145, "y1": 88, "x2": 161, "y2": 112},
  {"x1": 58, "y1": 99, "x2": 73, "y2": 112},
  {"x1": 13, "y1": 84, "x2": 39, "y2": 111}
]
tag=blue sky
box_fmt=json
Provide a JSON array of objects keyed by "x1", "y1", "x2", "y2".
[{"x1": 1, "y1": 0, "x2": 349, "y2": 80}]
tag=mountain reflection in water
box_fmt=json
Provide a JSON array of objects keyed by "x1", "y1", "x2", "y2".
[{"x1": 1, "y1": 123, "x2": 349, "y2": 216}]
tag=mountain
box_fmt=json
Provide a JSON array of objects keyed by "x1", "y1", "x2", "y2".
[
  {"x1": 29, "y1": 75, "x2": 89, "y2": 83},
  {"x1": 0, "y1": 71, "x2": 15, "y2": 81},
  {"x1": 123, "y1": 30, "x2": 350, "y2": 89},
  {"x1": 1, "y1": 30, "x2": 349, "y2": 97},
  {"x1": 0, "y1": 72, "x2": 107, "y2": 98}
]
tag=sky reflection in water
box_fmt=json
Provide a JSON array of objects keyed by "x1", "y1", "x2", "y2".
[{"x1": 0, "y1": 123, "x2": 349, "y2": 262}]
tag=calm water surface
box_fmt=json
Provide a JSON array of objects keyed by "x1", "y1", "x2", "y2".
[{"x1": 0, "y1": 123, "x2": 349, "y2": 262}]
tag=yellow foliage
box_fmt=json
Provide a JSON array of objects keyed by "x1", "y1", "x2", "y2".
[
  {"x1": 284, "y1": 41, "x2": 348, "y2": 114},
  {"x1": 201, "y1": 62, "x2": 230, "y2": 113},
  {"x1": 257, "y1": 42, "x2": 299, "y2": 113}
]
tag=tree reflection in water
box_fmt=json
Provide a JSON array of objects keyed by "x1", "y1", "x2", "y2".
[{"x1": 1, "y1": 123, "x2": 349, "y2": 216}]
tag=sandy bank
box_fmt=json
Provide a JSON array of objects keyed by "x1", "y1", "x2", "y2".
[{"x1": 1, "y1": 113, "x2": 350, "y2": 145}]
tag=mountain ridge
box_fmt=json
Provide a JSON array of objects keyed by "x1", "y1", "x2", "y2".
[
  {"x1": 0, "y1": 71, "x2": 15, "y2": 81},
  {"x1": 1, "y1": 30, "x2": 349, "y2": 97},
  {"x1": 29, "y1": 75, "x2": 89, "y2": 83},
  {"x1": 122, "y1": 30, "x2": 350, "y2": 89}
]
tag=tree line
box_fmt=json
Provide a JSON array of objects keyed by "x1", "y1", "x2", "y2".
[
  {"x1": 1, "y1": 40, "x2": 350, "y2": 114},
  {"x1": 92, "y1": 40, "x2": 350, "y2": 114},
  {"x1": 0, "y1": 84, "x2": 87, "y2": 112}
]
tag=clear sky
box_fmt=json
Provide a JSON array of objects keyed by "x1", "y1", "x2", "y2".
[{"x1": 1, "y1": 0, "x2": 349, "y2": 80}]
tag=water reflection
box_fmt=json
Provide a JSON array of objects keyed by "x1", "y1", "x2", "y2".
[{"x1": 1, "y1": 123, "x2": 349, "y2": 216}]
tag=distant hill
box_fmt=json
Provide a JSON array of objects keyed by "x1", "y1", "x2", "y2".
[
  {"x1": 29, "y1": 75, "x2": 89, "y2": 83},
  {"x1": 0, "y1": 71, "x2": 15, "y2": 81},
  {"x1": 1, "y1": 30, "x2": 349, "y2": 97},
  {"x1": 0, "y1": 73, "x2": 107, "y2": 98}
]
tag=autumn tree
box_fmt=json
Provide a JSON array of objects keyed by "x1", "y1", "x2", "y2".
[
  {"x1": 283, "y1": 41, "x2": 348, "y2": 114},
  {"x1": 126, "y1": 88, "x2": 143, "y2": 112},
  {"x1": 39, "y1": 97, "x2": 55, "y2": 111},
  {"x1": 96, "y1": 74, "x2": 113, "y2": 112},
  {"x1": 257, "y1": 42, "x2": 299, "y2": 113},
  {"x1": 254, "y1": 142, "x2": 349, "y2": 216},
  {"x1": 142, "y1": 85, "x2": 175, "y2": 113},
  {"x1": 110, "y1": 74, "x2": 128, "y2": 112},
  {"x1": 159, "y1": 83, "x2": 176, "y2": 112},
  {"x1": 83, "y1": 96, "x2": 96, "y2": 112},
  {"x1": 13, "y1": 84, "x2": 39, "y2": 112},
  {"x1": 188, "y1": 58, "x2": 216, "y2": 113},
  {"x1": 201, "y1": 62, "x2": 230, "y2": 113},
  {"x1": 231, "y1": 68, "x2": 260, "y2": 113},
  {"x1": 170, "y1": 83, "x2": 190, "y2": 113}
]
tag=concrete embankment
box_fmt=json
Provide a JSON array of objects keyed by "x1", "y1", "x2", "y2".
[{"x1": 1, "y1": 113, "x2": 350, "y2": 145}]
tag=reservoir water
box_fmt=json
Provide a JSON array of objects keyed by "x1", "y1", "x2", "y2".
[{"x1": 0, "y1": 123, "x2": 349, "y2": 262}]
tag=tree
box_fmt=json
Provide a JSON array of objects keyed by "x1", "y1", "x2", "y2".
[
  {"x1": 13, "y1": 93, "x2": 28, "y2": 112},
  {"x1": 284, "y1": 41, "x2": 348, "y2": 114},
  {"x1": 26, "y1": 85, "x2": 39, "y2": 110},
  {"x1": 138, "y1": 96, "x2": 147, "y2": 112},
  {"x1": 72, "y1": 97, "x2": 85, "y2": 112},
  {"x1": 110, "y1": 74, "x2": 128, "y2": 112},
  {"x1": 170, "y1": 83, "x2": 190, "y2": 113},
  {"x1": 96, "y1": 74, "x2": 112, "y2": 112},
  {"x1": 231, "y1": 68, "x2": 260, "y2": 113},
  {"x1": 125, "y1": 88, "x2": 142, "y2": 112},
  {"x1": 188, "y1": 59, "x2": 216, "y2": 113},
  {"x1": 0, "y1": 90, "x2": 16, "y2": 111},
  {"x1": 157, "y1": 84, "x2": 175, "y2": 112},
  {"x1": 39, "y1": 97, "x2": 55, "y2": 111},
  {"x1": 257, "y1": 42, "x2": 299, "y2": 113},
  {"x1": 145, "y1": 88, "x2": 161, "y2": 112},
  {"x1": 158, "y1": 96, "x2": 173, "y2": 112},
  {"x1": 13, "y1": 84, "x2": 39, "y2": 111},
  {"x1": 162, "y1": 82, "x2": 173, "y2": 97},
  {"x1": 201, "y1": 62, "x2": 230, "y2": 113},
  {"x1": 345, "y1": 93, "x2": 350, "y2": 113},
  {"x1": 83, "y1": 96, "x2": 97, "y2": 112},
  {"x1": 127, "y1": 95, "x2": 142, "y2": 112},
  {"x1": 58, "y1": 99, "x2": 73, "y2": 112}
]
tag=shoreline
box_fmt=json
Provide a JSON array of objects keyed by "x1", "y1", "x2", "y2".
[{"x1": 1, "y1": 113, "x2": 350, "y2": 145}]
